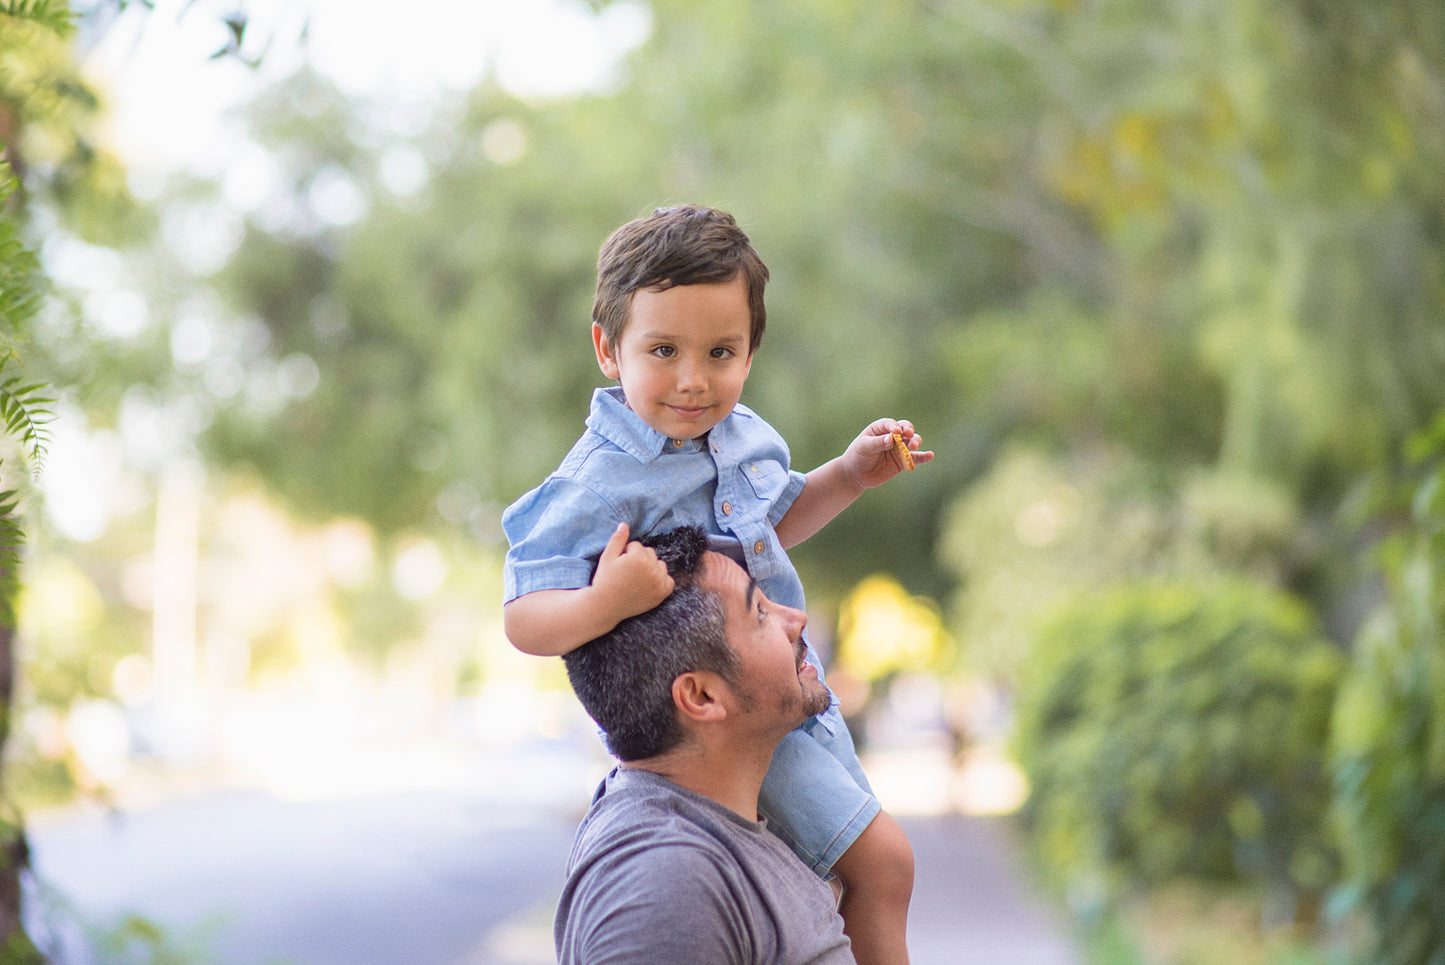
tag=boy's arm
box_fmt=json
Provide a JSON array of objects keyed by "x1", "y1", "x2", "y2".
[
  {"x1": 774, "y1": 419, "x2": 933, "y2": 550},
  {"x1": 504, "y1": 523, "x2": 675, "y2": 657}
]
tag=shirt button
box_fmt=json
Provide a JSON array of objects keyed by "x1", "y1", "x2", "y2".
[
  {"x1": 753, "y1": 540, "x2": 765, "y2": 555},
  {"x1": 671, "y1": 439, "x2": 685, "y2": 449},
  {"x1": 721, "y1": 502, "x2": 732, "y2": 516}
]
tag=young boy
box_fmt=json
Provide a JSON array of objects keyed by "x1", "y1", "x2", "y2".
[{"x1": 503, "y1": 205, "x2": 932, "y2": 965}]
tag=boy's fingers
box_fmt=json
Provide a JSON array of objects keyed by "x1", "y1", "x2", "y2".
[{"x1": 601, "y1": 522, "x2": 630, "y2": 559}]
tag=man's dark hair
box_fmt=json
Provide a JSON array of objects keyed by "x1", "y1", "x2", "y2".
[
  {"x1": 563, "y1": 526, "x2": 740, "y2": 762},
  {"x1": 592, "y1": 205, "x2": 770, "y2": 356}
]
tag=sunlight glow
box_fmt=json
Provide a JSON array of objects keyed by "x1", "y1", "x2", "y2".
[{"x1": 87, "y1": 0, "x2": 653, "y2": 181}]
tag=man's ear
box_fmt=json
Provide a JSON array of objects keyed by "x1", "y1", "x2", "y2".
[
  {"x1": 593, "y1": 323, "x2": 621, "y2": 380},
  {"x1": 673, "y1": 672, "x2": 727, "y2": 724}
]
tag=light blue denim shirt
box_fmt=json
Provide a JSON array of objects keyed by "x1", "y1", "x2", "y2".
[{"x1": 503, "y1": 386, "x2": 809, "y2": 614}]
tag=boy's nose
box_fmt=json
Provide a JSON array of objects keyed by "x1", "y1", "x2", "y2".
[{"x1": 676, "y1": 360, "x2": 706, "y2": 391}]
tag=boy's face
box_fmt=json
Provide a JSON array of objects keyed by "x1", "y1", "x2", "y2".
[{"x1": 593, "y1": 275, "x2": 754, "y2": 441}]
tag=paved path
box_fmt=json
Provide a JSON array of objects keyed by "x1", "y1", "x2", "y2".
[{"x1": 902, "y1": 814, "x2": 1080, "y2": 965}]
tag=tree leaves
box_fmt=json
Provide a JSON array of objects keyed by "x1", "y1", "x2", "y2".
[{"x1": 0, "y1": 0, "x2": 74, "y2": 37}]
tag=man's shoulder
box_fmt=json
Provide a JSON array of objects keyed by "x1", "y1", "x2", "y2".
[
  {"x1": 579, "y1": 771, "x2": 738, "y2": 843},
  {"x1": 559, "y1": 772, "x2": 854, "y2": 965},
  {"x1": 557, "y1": 839, "x2": 749, "y2": 965},
  {"x1": 573, "y1": 773, "x2": 758, "y2": 872},
  {"x1": 560, "y1": 778, "x2": 745, "y2": 948}
]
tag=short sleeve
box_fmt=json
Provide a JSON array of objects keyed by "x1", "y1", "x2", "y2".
[
  {"x1": 501, "y1": 477, "x2": 621, "y2": 603},
  {"x1": 764, "y1": 465, "x2": 808, "y2": 528},
  {"x1": 560, "y1": 845, "x2": 753, "y2": 965}
]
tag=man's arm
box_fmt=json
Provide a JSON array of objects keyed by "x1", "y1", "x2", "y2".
[
  {"x1": 504, "y1": 522, "x2": 674, "y2": 656},
  {"x1": 774, "y1": 419, "x2": 933, "y2": 550}
]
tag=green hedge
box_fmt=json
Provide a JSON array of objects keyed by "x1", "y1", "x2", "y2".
[
  {"x1": 1015, "y1": 579, "x2": 1343, "y2": 921},
  {"x1": 1329, "y1": 413, "x2": 1445, "y2": 965}
]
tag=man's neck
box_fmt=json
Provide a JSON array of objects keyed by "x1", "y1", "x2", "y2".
[{"x1": 623, "y1": 741, "x2": 774, "y2": 822}]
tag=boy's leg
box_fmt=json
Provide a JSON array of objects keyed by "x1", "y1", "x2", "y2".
[
  {"x1": 757, "y1": 713, "x2": 913, "y2": 965},
  {"x1": 830, "y1": 809, "x2": 914, "y2": 965},
  {"x1": 758, "y1": 726, "x2": 879, "y2": 874}
]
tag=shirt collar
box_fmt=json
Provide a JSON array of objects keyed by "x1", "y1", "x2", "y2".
[
  {"x1": 586, "y1": 387, "x2": 682, "y2": 462},
  {"x1": 587, "y1": 386, "x2": 754, "y2": 461}
]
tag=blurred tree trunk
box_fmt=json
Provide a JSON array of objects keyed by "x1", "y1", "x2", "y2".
[
  {"x1": 0, "y1": 622, "x2": 25, "y2": 936},
  {"x1": 0, "y1": 608, "x2": 41, "y2": 963}
]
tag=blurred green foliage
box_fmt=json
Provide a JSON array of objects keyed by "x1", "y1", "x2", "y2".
[
  {"x1": 76, "y1": 0, "x2": 1435, "y2": 625},
  {"x1": 1015, "y1": 580, "x2": 1342, "y2": 925},
  {"x1": 0, "y1": 158, "x2": 51, "y2": 624},
  {"x1": 939, "y1": 445, "x2": 1299, "y2": 682},
  {"x1": 17, "y1": 553, "x2": 147, "y2": 705},
  {"x1": 1329, "y1": 413, "x2": 1445, "y2": 965}
]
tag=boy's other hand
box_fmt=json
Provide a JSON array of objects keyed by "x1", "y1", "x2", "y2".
[
  {"x1": 593, "y1": 522, "x2": 676, "y2": 621},
  {"x1": 845, "y1": 419, "x2": 935, "y2": 489}
]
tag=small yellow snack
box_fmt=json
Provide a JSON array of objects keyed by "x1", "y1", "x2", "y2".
[{"x1": 891, "y1": 432, "x2": 915, "y2": 471}]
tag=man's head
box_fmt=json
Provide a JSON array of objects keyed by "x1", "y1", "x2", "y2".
[
  {"x1": 563, "y1": 526, "x2": 828, "y2": 762},
  {"x1": 592, "y1": 205, "x2": 770, "y2": 357}
]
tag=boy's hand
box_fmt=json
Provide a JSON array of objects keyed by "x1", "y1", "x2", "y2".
[
  {"x1": 843, "y1": 419, "x2": 935, "y2": 490},
  {"x1": 593, "y1": 522, "x2": 675, "y2": 622},
  {"x1": 774, "y1": 419, "x2": 934, "y2": 550}
]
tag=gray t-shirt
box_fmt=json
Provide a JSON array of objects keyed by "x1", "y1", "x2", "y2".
[{"x1": 554, "y1": 767, "x2": 856, "y2": 965}]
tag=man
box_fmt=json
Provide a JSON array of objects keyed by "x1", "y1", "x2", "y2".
[{"x1": 556, "y1": 526, "x2": 857, "y2": 964}]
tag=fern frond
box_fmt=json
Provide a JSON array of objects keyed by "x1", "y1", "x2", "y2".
[
  {"x1": 0, "y1": 376, "x2": 53, "y2": 472},
  {"x1": 0, "y1": 242, "x2": 42, "y2": 335},
  {"x1": 0, "y1": 166, "x2": 44, "y2": 338},
  {"x1": 0, "y1": 0, "x2": 76, "y2": 37}
]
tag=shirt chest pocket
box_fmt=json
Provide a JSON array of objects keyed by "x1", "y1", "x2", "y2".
[{"x1": 740, "y1": 461, "x2": 789, "y2": 504}]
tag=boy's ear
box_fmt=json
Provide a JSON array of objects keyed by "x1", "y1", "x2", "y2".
[
  {"x1": 593, "y1": 323, "x2": 621, "y2": 380},
  {"x1": 673, "y1": 672, "x2": 727, "y2": 724}
]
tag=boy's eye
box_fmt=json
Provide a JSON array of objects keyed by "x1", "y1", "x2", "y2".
[
  {"x1": 651, "y1": 345, "x2": 676, "y2": 358},
  {"x1": 710, "y1": 347, "x2": 734, "y2": 360}
]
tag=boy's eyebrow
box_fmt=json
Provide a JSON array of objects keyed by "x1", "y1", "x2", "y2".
[{"x1": 638, "y1": 331, "x2": 747, "y2": 344}]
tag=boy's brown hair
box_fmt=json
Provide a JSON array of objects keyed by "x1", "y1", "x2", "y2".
[{"x1": 592, "y1": 205, "x2": 770, "y2": 355}]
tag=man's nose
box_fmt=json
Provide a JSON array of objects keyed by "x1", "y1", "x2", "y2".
[{"x1": 785, "y1": 604, "x2": 807, "y2": 638}]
